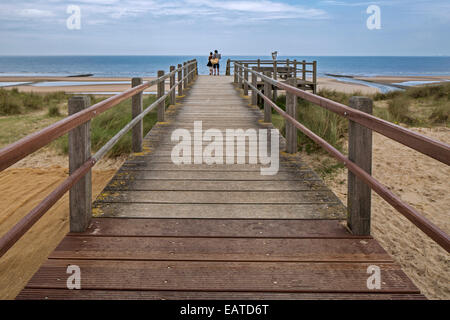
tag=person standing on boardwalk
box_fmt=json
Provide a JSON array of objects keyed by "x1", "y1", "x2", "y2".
[
  {"x1": 207, "y1": 52, "x2": 214, "y2": 76},
  {"x1": 212, "y1": 50, "x2": 221, "y2": 76}
]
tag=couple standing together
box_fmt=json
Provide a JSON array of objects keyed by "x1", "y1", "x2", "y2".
[{"x1": 207, "y1": 50, "x2": 221, "y2": 76}]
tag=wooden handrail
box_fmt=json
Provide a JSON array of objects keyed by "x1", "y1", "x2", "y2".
[
  {"x1": 237, "y1": 63, "x2": 450, "y2": 165},
  {"x1": 0, "y1": 60, "x2": 197, "y2": 172},
  {"x1": 235, "y1": 62, "x2": 450, "y2": 253},
  {"x1": 0, "y1": 60, "x2": 198, "y2": 257}
]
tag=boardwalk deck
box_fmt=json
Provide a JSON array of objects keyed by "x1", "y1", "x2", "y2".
[{"x1": 17, "y1": 76, "x2": 425, "y2": 300}]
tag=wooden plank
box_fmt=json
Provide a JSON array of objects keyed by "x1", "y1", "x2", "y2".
[
  {"x1": 104, "y1": 180, "x2": 329, "y2": 192},
  {"x1": 73, "y1": 218, "x2": 357, "y2": 239},
  {"x1": 94, "y1": 190, "x2": 341, "y2": 204},
  {"x1": 16, "y1": 289, "x2": 426, "y2": 300},
  {"x1": 49, "y1": 236, "x2": 393, "y2": 262},
  {"x1": 113, "y1": 170, "x2": 321, "y2": 181},
  {"x1": 24, "y1": 260, "x2": 419, "y2": 293},
  {"x1": 93, "y1": 203, "x2": 346, "y2": 219}
]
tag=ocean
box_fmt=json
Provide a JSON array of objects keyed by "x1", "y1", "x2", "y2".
[{"x1": 1, "y1": 56, "x2": 450, "y2": 78}]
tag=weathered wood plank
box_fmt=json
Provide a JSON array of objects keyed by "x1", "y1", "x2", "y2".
[
  {"x1": 104, "y1": 180, "x2": 329, "y2": 192},
  {"x1": 93, "y1": 203, "x2": 346, "y2": 219},
  {"x1": 49, "y1": 236, "x2": 393, "y2": 262},
  {"x1": 113, "y1": 170, "x2": 322, "y2": 181},
  {"x1": 72, "y1": 218, "x2": 357, "y2": 239},
  {"x1": 16, "y1": 289, "x2": 426, "y2": 300},
  {"x1": 24, "y1": 260, "x2": 419, "y2": 293},
  {"x1": 93, "y1": 190, "x2": 341, "y2": 204}
]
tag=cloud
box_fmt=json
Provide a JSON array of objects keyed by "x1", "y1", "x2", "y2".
[{"x1": 17, "y1": 9, "x2": 55, "y2": 18}]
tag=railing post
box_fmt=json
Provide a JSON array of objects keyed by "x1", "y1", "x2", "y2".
[
  {"x1": 234, "y1": 62, "x2": 238, "y2": 84},
  {"x1": 183, "y1": 62, "x2": 188, "y2": 88},
  {"x1": 286, "y1": 59, "x2": 290, "y2": 78},
  {"x1": 243, "y1": 63, "x2": 249, "y2": 96},
  {"x1": 251, "y1": 67, "x2": 257, "y2": 106},
  {"x1": 302, "y1": 60, "x2": 306, "y2": 81},
  {"x1": 257, "y1": 59, "x2": 261, "y2": 69},
  {"x1": 170, "y1": 66, "x2": 176, "y2": 105},
  {"x1": 347, "y1": 96, "x2": 373, "y2": 236},
  {"x1": 293, "y1": 60, "x2": 297, "y2": 79},
  {"x1": 226, "y1": 59, "x2": 231, "y2": 76},
  {"x1": 187, "y1": 61, "x2": 191, "y2": 84},
  {"x1": 177, "y1": 64, "x2": 183, "y2": 96},
  {"x1": 286, "y1": 78, "x2": 297, "y2": 153},
  {"x1": 195, "y1": 60, "x2": 198, "y2": 77},
  {"x1": 157, "y1": 70, "x2": 165, "y2": 122},
  {"x1": 239, "y1": 64, "x2": 243, "y2": 88},
  {"x1": 131, "y1": 78, "x2": 143, "y2": 153},
  {"x1": 313, "y1": 61, "x2": 317, "y2": 93},
  {"x1": 263, "y1": 72, "x2": 272, "y2": 123},
  {"x1": 273, "y1": 60, "x2": 278, "y2": 100},
  {"x1": 68, "y1": 96, "x2": 92, "y2": 233}
]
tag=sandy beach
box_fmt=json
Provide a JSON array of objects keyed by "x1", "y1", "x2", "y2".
[
  {"x1": 306, "y1": 127, "x2": 450, "y2": 299},
  {"x1": 0, "y1": 74, "x2": 449, "y2": 299},
  {"x1": 0, "y1": 76, "x2": 170, "y2": 94},
  {"x1": 2, "y1": 75, "x2": 450, "y2": 96}
]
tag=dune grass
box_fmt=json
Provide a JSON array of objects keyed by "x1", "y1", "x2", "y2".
[
  {"x1": 53, "y1": 95, "x2": 159, "y2": 157},
  {"x1": 265, "y1": 83, "x2": 449, "y2": 176},
  {"x1": 0, "y1": 90, "x2": 160, "y2": 158},
  {"x1": 0, "y1": 88, "x2": 68, "y2": 116}
]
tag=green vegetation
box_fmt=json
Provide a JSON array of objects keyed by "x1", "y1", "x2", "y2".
[
  {"x1": 0, "y1": 88, "x2": 68, "y2": 116},
  {"x1": 47, "y1": 106, "x2": 61, "y2": 117},
  {"x1": 54, "y1": 95, "x2": 159, "y2": 157},
  {"x1": 0, "y1": 89, "x2": 160, "y2": 158},
  {"x1": 262, "y1": 83, "x2": 449, "y2": 177}
]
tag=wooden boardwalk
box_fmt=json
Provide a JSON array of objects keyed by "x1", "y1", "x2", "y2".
[{"x1": 17, "y1": 76, "x2": 424, "y2": 300}]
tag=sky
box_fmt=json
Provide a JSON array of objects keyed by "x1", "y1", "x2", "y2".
[{"x1": 0, "y1": 0, "x2": 449, "y2": 56}]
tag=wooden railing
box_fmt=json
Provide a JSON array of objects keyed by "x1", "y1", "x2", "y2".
[
  {"x1": 234, "y1": 62, "x2": 450, "y2": 253},
  {"x1": 0, "y1": 59, "x2": 198, "y2": 257},
  {"x1": 226, "y1": 59, "x2": 317, "y2": 93}
]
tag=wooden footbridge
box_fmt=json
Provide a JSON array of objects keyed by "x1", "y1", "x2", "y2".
[{"x1": 1, "y1": 59, "x2": 449, "y2": 300}]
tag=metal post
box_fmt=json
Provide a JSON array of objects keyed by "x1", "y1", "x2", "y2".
[
  {"x1": 157, "y1": 70, "x2": 165, "y2": 122},
  {"x1": 347, "y1": 97, "x2": 373, "y2": 236},
  {"x1": 68, "y1": 96, "x2": 92, "y2": 233},
  {"x1": 131, "y1": 77, "x2": 143, "y2": 153}
]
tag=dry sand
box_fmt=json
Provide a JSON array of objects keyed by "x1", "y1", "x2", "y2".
[
  {"x1": 2, "y1": 75, "x2": 450, "y2": 96},
  {"x1": 318, "y1": 127, "x2": 450, "y2": 299},
  {"x1": 1, "y1": 76, "x2": 449, "y2": 299},
  {"x1": 0, "y1": 154, "x2": 124, "y2": 300},
  {"x1": 0, "y1": 76, "x2": 171, "y2": 94}
]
